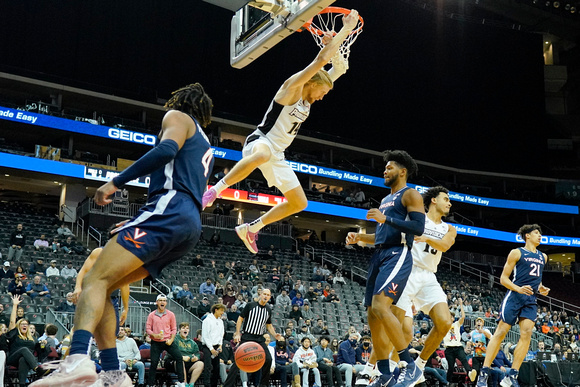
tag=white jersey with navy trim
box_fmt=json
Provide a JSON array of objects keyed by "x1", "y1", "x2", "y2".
[
  {"x1": 254, "y1": 98, "x2": 311, "y2": 153},
  {"x1": 410, "y1": 217, "x2": 449, "y2": 273}
]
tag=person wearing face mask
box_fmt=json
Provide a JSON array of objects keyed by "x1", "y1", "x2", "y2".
[
  {"x1": 314, "y1": 336, "x2": 343, "y2": 387},
  {"x1": 293, "y1": 337, "x2": 322, "y2": 387},
  {"x1": 273, "y1": 336, "x2": 301, "y2": 387},
  {"x1": 337, "y1": 333, "x2": 365, "y2": 387},
  {"x1": 355, "y1": 336, "x2": 372, "y2": 367}
]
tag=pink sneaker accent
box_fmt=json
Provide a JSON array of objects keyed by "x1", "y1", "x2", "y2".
[
  {"x1": 235, "y1": 223, "x2": 259, "y2": 254},
  {"x1": 89, "y1": 370, "x2": 133, "y2": 387},
  {"x1": 202, "y1": 187, "x2": 218, "y2": 209},
  {"x1": 30, "y1": 354, "x2": 97, "y2": 387}
]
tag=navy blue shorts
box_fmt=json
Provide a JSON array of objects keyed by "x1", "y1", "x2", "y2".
[
  {"x1": 499, "y1": 290, "x2": 537, "y2": 325},
  {"x1": 364, "y1": 244, "x2": 413, "y2": 306},
  {"x1": 115, "y1": 190, "x2": 201, "y2": 279}
]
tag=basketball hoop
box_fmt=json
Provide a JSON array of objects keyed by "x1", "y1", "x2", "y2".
[{"x1": 302, "y1": 7, "x2": 364, "y2": 64}]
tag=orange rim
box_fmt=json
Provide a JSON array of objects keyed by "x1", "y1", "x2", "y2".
[{"x1": 301, "y1": 6, "x2": 364, "y2": 36}]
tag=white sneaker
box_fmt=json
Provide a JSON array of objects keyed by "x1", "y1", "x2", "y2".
[
  {"x1": 89, "y1": 371, "x2": 132, "y2": 387},
  {"x1": 30, "y1": 354, "x2": 98, "y2": 387}
]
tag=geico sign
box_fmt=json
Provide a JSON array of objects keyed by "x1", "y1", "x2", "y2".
[
  {"x1": 108, "y1": 128, "x2": 156, "y2": 145},
  {"x1": 287, "y1": 161, "x2": 317, "y2": 175}
]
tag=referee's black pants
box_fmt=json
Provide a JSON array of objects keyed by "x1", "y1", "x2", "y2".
[
  {"x1": 202, "y1": 344, "x2": 221, "y2": 387},
  {"x1": 444, "y1": 345, "x2": 473, "y2": 383},
  {"x1": 223, "y1": 339, "x2": 272, "y2": 387}
]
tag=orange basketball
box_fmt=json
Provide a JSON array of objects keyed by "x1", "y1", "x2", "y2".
[{"x1": 235, "y1": 341, "x2": 266, "y2": 372}]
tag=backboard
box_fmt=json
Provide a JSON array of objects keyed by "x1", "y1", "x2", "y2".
[{"x1": 230, "y1": 0, "x2": 336, "y2": 69}]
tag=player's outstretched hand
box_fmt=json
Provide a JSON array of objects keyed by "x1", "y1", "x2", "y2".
[
  {"x1": 345, "y1": 232, "x2": 359, "y2": 245},
  {"x1": 539, "y1": 284, "x2": 550, "y2": 296},
  {"x1": 343, "y1": 9, "x2": 359, "y2": 31},
  {"x1": 94, "y1": 180, "x2": 118, "y2": 206},
  {"x1": 366, "y1": 208, "x2": 386, "y2": 223},
  {"x1": 518, "y1": 285, "x2": 534, "y2": 296}
]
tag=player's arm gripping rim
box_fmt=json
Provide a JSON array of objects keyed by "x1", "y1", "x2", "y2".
[
  {"x1": 414, "y1": 225, "x2": 457, "y2": 253},
  {"x1": 274, "y1": 10, "x2": 359, "y2": 106}
]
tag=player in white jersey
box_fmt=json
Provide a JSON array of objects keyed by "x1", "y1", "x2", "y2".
[
  {"x1": 357, "y1": 186, "x2": 457, "y2": 386},
  {"x1": 202, "y1": 10, "x2": 359, "y2": 254}
]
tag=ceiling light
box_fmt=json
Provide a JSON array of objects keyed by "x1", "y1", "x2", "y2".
[
  {"x1": 545, "y1": 41, "x2": 550, "y2": 44},
  {"x1": 565, "y1": 3, "x2": 571, "y2": 10},
  {"x1": 554, "y1": 1, "x2": 560, "y2": 7},
  {"x1": 4, "y1": 174, "x2": 8, "y2": 177},
  {"x1": 571, "y1": 5, "x2": 576, "y2": 12},
  {"x1": 53, "y1": 181, "x2": 59, "y2": 184},
  {"x1": 545, "y1": 1, "x2": 550, "y2": 6}
]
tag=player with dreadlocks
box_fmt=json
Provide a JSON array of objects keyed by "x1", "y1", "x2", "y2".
[{"x1": 32, "y1": 83, "x2": 215, "y2": 387}]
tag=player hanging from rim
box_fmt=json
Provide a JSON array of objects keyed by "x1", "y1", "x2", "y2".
[
  {"x1": 346, "y1": 150, "x2": 426, "y2": 387},
  {"x1": 31, "y1": 83, "x2": 215, "y2": 387},
  {"x1": 202, "y1": 9, "x2": 359, "y2": 254},
  {"x1": 476, "y1": 224, "x2": 550, "y2": 387}
]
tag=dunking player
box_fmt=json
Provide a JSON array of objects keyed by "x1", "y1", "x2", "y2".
[
  {"x1": 202, "y1": 10, "x2": 359, "y2": 254},
  {"x1": 476, "y1": 224, "x2": 550, "y2": 387},
  {"x1": 346, "y1": 150, "x2": 425, "y2": 387},
  {"x1": 32, "y1": 83, "x2": 215, "y2": 387}
]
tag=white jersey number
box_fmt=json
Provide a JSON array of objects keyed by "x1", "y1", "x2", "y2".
[{"x1": 202, "y1": 148, "x2": 214, "y2": 177}]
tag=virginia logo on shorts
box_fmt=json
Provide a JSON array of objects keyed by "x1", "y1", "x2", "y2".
[
  {"x1": 387, "y1": 283, "x2": 398, "y2": 296},
  {"x1": 124, "y1": 228, "x2": 147, "y2": 249}
]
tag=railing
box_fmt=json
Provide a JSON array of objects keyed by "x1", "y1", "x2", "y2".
[
  {"x1": 126, "y1": 296, "x2": 153, "y2": 338},
  {"x1": 201, "y1": 213, "x2": 239, "y2": 229},
  {"x1": 321, "y1": 252, "x2": 343, "y2": 270},
  {"x1": 151, "y1": 280, "x2": 203, "y2": 334},
  {"x1": 304, "y1": 245, "x2": 315, "y2": 261},
  {"x1": 76, "y1": 217, "x2": 85, "y2": 243},
  {"x1": 350, "y1": 265, "x2": 368, "y2": 282},
  {"x1": 61, "y1": 204, "x2": 76, "y2": 224},
  {"x1": 88, "y1": 226, "x2": 103, "y2": 247}
]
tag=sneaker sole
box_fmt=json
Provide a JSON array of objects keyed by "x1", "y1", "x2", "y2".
[
  {"x1": 500, "y1": 378, "x2": 513, "y2": 387},
  {"x1": 32, "y1": 374, "x2": 98, "y2": 387},
  {"x1": 235, "y1": 226, "x2": 258, "y2": 254}
]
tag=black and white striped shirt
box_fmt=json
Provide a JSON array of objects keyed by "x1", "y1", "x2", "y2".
[{"x1": 241, "y1": 302, "x2": 272, "y2": 336}]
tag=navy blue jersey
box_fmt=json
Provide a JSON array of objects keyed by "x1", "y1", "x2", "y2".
[
  {"x1": 512, "y1": 247, "x2": 545, "y2": 292},
  {"x1": 148, "y1": 115, "x2": 214, "y2": 210},
  {"x1": 375, "y1": 186, "x2": 414, "y2": 246}
]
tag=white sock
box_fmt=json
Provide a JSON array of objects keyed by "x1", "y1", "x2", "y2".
[
  {"x1": 242, "y1": 382, "x2": 247, "y2": 387},
  {"x1": 213, "y1": 179, "x2": 229, "y2": 195},
  {"x1": 416, "y1": 357, "x2": 427, "y2": 370},
  {"x1": 248, "y1": 218, "x2": 265, "y2": 233}
]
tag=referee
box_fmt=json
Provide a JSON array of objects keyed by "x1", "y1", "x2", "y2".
[{"x1": 224, "y1": 288, "x2": 282, "y2": 387}]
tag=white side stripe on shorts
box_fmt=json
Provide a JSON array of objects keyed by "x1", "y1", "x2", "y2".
[
  {"x1": 500, "y1": 290, "x2": 512, "y2": 318},
  {"x1": 116, "y1": 189, "x2": 177, "y2": 233},
  {"x1": 377, "y1": 245, "x2": 409, "y2": 294},
  {"x1": 163, "y1": 159, "x2": 175, "y2": 190}
]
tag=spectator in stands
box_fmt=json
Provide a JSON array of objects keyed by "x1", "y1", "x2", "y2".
[
  {"x1": 170, "y1": 322, "x2": 204, "y2": 387},
  {"x1": 200, "y1": 278, "x2": 216, "y2": 295},
  {"x1": 8, "y1": 273, "x2": 26, "y2": 296},
  {"x1": 337, "y1": 332, "x2": 364, "y2": 387},
  {"x1": 268, "y1": 267, "x2": 281, "y2": 284},
  {"x1": 444, "y1": 303, "x2": 477, "y2": 384},
  {"x1": 291, "y1": 292, "x2": 304, "y2": 307},
  {"x1": 196, "y1": 296, "x2": 211, "y2": 319},
  {"x1": 57, "y1": 292, "x2": 77, "y2": 313},
  {"x1": 8, "y1": 223, "x2": 26, "y2": 262},
  {"x1": 116, "y1": 326, "x2": 146, "y2": 387},
  {"x1": 146, "y1": 294, "x2": 185, "y2": 386},
  {"x1": 314, "y1": 282, "x2": 324, "y2": 297},
  {"x1": 46, "y1": 259, "x2": 60, "y2": 277},
  {"x1": 330, "y1": 338, "x2": 340, "y2": 355},
  {"x1": 471, "y1": 317, "x2": 492, "y2": 372},
  {"x1": 293, "y1": 337, "x2": 322, "y2": 387},
  {"x1": 223, "y1": 289, "x2": 236, "y2": 309},
  {"x1": 275, "y1": 290, "x2": 291, "y2": 308},
  {"x1": 139, "y1": 335, "x2": 151, "y2": 351},
  {"x1": 61, "y1": 236, "x2": 86, "y2": 255},
  {"x1": 57, "y1": 223, "x2": 74, "y2": 237},
  {"x1": 312, "y1": 319, "x2": 330, "y2": 336},
  {"x1": 0, "y1": 305, "x2": 8, "y2": 327},
  {"x1": 273, "y1": 336, "x2": 300, "y2": 387},
  {"x1": 342, "y1": 326, "x2": 360, "y2": 342},
  {"x1": 234, "y1": 294, "x2": 247, "y2": 310},
  {"x1": 333, "y1": 270, "x2": 346, "y2": 287},
  {"x1": 353, "y1": 188, "x2": 365, "y2": 206},
  {"x1": 29, "y1": 257, "x2": 46, "y2": 276},
  {"x1": 212, "y1": 261, "x2": 234, "y2": 288},
  {"x1": 60, "y1": 261, "x2": 78, "y2": 280},
  {"x1": 324, "y1": 289, "x2": 340, "y2": 303},
  {"x1": 312, "y1": 269, "x2": 326, "y2": 282},
  {"x1": 315, "y1": 335, "x2": 343, "y2": 387},
  {"x1": 218, "y1": 338, "x2": 234, "y2": 384},
  {"x1": 419, "y1": 321, "x2": 430, "y2": 336},
  {"x1": 51, "y1": 237, "x2": 60, "y2": 253},
  {"x1": 301, "y1": 301, "x2": 314, "y2": 321},
  {"x1": 491, "y1": 342, "x2": 512, "y2": 385},
  {"x1": 360, "y1": 324, "x2": 371, "y2": 338},
  {"x1": 227, "y1": 304, "x2": 240, "y2": 323},
  {"x1": 321, "y1": 264, "x2": 331, "y2": 277},
  {"x1": 34, "y1": 234, "x2": 50, "y2": 251},
  {"x1": 289, "y1": 304, "x2": 303, "y2": 324},
  {"x1": 38, "y1": 323, "x2": 59, "y2": 354},
  {"x1": 26, "y1": 275, "x2": 50, "y2": 299},
  {"x1": 277, "y1": 276, "x2": 293, "y2": 294},
  {"x1": 285, "y1": 327, "x2": 297, "y2": 341},
  {"x1": 201, "y1": 303, "x2": 225, "y2": 387},
  {"x1": 0, "y1": 261, "x2": 14, "y2": 280},
  {"x1": 191, "y1": 254, "x2": 204, "y2": 268},
  {"x1": 355, "y1": 336, "x2": 372, "y2": 366},
  {"x1": 7, "y1": 295, "x2": 49, "y2": 386},
  {"x1": 176, "y1": 283, "x2": 194, "y2": 306},
  {"x1": 297, "y1": 324, "x2": 315, "y2": 344},
  {"x1": 304, "y1": 286, "x2": 318, "y2": 303}
]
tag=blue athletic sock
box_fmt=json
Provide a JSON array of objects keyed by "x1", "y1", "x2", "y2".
[
  {"x1": 100, "y1": 348, "x2": 121, "y2": 371},
  {"x1": 510, "y1": 368, "x2": 519, "y2": 376},
  {"x1": 377, "y1": 359, "x2": 391, "y2": 375},
  {"x1": 397, "y1": 348, "x2": 413, "y2": 364},
  {"x1": 69, "y1": 329, "x2": 93, "y2": 356},
  {"x1": 480, "y1": 366, "x2": 490, "y2": 374}
]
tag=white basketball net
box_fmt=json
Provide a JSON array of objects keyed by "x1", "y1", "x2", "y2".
[{"x1": 306, "y1": 10, "x2": 363, "y2": 65}]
